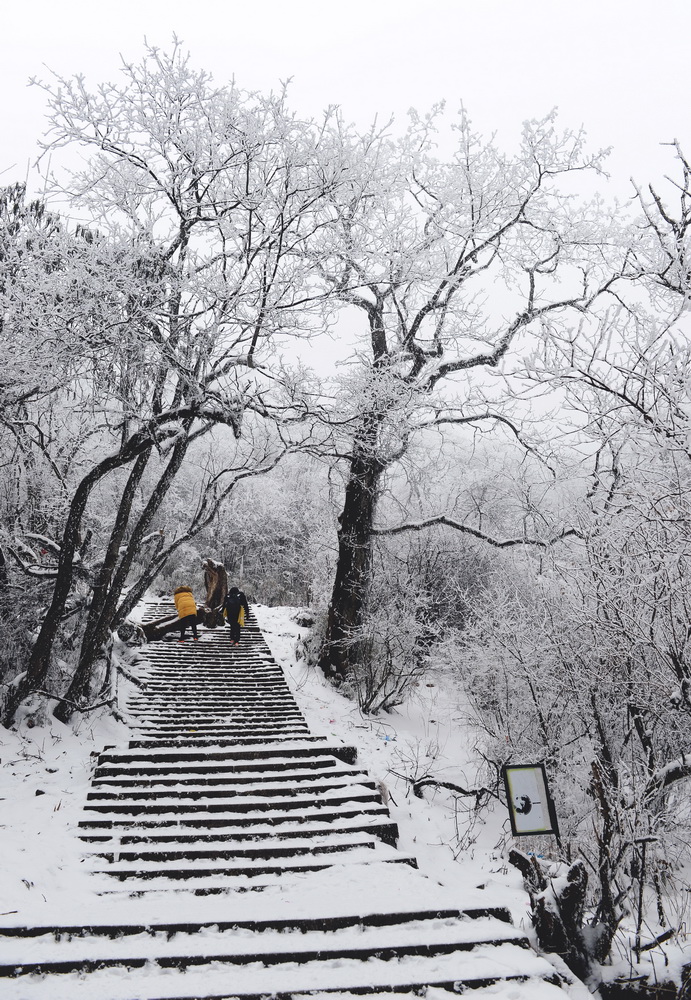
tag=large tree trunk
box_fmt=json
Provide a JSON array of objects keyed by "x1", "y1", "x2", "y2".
[
  {"x1": 318, "y1": 413, "x2": 384, "y2": 679},
  {"x1": 55, "y1": 430, "x2": 192, "y2": 721},
  {"x1": 1, "y1": 466, "x2": 107, "y2": 725},
  {"x1": 509, "y1": 850, "x2": 594, "y2": 983},
  {"x1": 203, "y1": 559, "x2": 228, "y2": 628},
  {"x1": 52, "y1": 450, "x2": 152, "y2": 723},
  {"x1": 1, "y1": 428, "x2": 162, "y2": 727}
]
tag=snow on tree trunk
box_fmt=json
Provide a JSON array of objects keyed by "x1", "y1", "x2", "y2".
[{"x1": 509, "y1": 849, "x2": 595, "y2": 985}]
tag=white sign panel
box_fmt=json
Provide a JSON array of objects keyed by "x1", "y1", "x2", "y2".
[{"x1": 503, "y1": 764, "x2": 558, "y2": 837}]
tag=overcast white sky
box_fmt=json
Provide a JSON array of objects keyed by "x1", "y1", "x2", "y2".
[{"x1": 1, "y1": 0, "x2": 689, "y2": 199}]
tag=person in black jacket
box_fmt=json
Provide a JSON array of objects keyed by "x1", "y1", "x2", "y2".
[{"x1": 223, "y1": 586, "x2": 249, "y2": 645}]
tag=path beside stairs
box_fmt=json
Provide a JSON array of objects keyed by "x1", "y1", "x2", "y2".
[{"x1": 0, "y1": 601, "x2": 576, "y2": 998}]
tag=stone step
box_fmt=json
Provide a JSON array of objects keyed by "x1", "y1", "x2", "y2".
[
  {"x1": 82, "y1": 789, "x2": 383, "y2": 815},
  {"x1": 128, "y1": 720, "x2": 306, "y2": 728},
  {"x1": 129, "y1": 705, "x2": 304, "y2": 715},
  {"x1": 129, "y1": 725, "x2": 311, "y2": 737},
  {"x1": 137, "y1": 680, "x2": 292, "y2": 686},
  {"x1": 92, "y1": 765, "x2": 364, "y2": 787},
  {"x1": 126, "y1": 718, "x2": 307, "y2": 728},
  {"x1": 86, "y1": 775, "x2": 377, "y2": 801},
  {"x1": 124, "y1": 736, "x2": 343, "y2": 751},
  {"x1": 138, "y1": 660, "x2": 286, "y2": 668},
  {"x1": 129, "y1": 685, "x2": 297, "y2": 692},
  {"x1": 131, "y1": 690, "x2": 300, "y2": 701},
  {"x1": 0, "y1": 914, "x2": 531, "y2": 978},
  {"x1": 93, "y1": 754, "x2": 341, "y2": 777},
  {"x1": 133, "y1": 693, "x2": 296, "y2": 700},
  {"x1": 79, "y1": 817, "x2": 400, "y2": 847},
  {"x1": 127, "y1": 722, "x2": 307, "y2": 731},
  {"x1": 90, "y1": 846, "x2": 417, "y2": 882},
  {"x1": 128, "y1": 687, "x2": 298, "y2": 696},
  {"x1": 133, "y1": 677, "x2": 290, "y2": 684},
  {"x1": 129, "y1": 695, "x2": 300, "y2": 704},
  {"x1": 97, "y1": 740, "x2": 358, "y2": 764},
  {"x1": 0, "y1": 903, "x2": 516, "y2": 939},
  {"x1": 0, "y1": 944, "x2": 562, "y2": 997},
  {"x1": 127, "y1": 696, "x2": 299, "y2": 705},
  {"x1": 0, "y1": 905, "x2": 497, "y2": 939},
  {"x1": 87, "y1": 831, "x2": 383, "y2": 863},
  {"x1": 129, "y1": 710, "x2": 303, "y2": 719},
  {"x1": 78, "y1": 803, "x2": 391, "y2": 831},
  {"x1": 132, "y1": 675, "x2": 294, "y2": 683}
]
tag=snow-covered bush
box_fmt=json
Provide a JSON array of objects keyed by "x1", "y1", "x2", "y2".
[{"x1": 459, "y1": 501, "x2": 691, "y2": 975}]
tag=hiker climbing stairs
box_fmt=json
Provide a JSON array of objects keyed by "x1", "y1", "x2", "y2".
[{"x1": 0, "y1": 599, "x2": 575, "y2": 998}]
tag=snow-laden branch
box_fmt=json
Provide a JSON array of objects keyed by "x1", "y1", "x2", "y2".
[
  {"x1": 418, "y1": 410, "x2": 556, "y2": 476},
  {"x1": 23, "y1": 534, "x2": 64, "y2": 559},
  {"x1": 7, "y1": 549, "x2": 59, "y2": 578},
  {"x1": 643, "y1": 751, "x2": 691, "y2": 800},
  {"x1": 372, "y1": 516, "x2": 582, "y2": 548}
]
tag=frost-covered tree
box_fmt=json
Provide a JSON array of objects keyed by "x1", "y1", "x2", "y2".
[
  {"x1": 1, "y1": 43, "x2": 348, "y2": 724},
  {"x1": 313, "y1": 109, "x2": 627, "y2": 678},
  {"x1": 461, "y1": 439, "x2": 691, "y2": 973}
]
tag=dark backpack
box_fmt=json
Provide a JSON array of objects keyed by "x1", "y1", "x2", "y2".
[{"x1": 224, "y1": 593, "x2": 242, "y2": 620}]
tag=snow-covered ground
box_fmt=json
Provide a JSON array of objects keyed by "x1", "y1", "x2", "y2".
[
  {"x1": 254, "y1": 605, "x2": 533, "y2": 924},
  {"x1": 3, "y1": 604, "x2": 682, "y2": 997},
  {"x1": 0, "y1": 699, "x2": 130, "y2": 920}
]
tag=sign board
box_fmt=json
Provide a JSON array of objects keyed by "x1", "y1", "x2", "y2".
[{"x1": 502, "y1": 763, "x2": 560, "y2": 838}]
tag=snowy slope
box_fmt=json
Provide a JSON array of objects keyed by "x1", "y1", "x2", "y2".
[{"x1": 0, "y1": 604, "x2": 593, "y2": 999}]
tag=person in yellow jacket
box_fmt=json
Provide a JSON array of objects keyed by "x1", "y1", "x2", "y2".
[{"x1": 173, "y1": 585, "x2": 199, "y2": 642}]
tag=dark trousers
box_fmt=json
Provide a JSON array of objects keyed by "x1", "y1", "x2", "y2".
[
  {"x1": 179, "y1": 614, "x2": 198, "y2": 639},
  {"x1": 229, "y1": 619, "x2": 241, "y2": 642}
]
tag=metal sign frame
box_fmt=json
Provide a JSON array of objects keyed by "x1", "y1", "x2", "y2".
[{"x1": 502, "y1": 763, "x2": 560, "y2": 839}]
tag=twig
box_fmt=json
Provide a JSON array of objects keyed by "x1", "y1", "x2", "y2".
[
  {"x1": 32, "y1": 689, "x2": 116, "y2": 713},
  {"x1": 637, "y1": 928, "x2": 676, "y2": 953}
]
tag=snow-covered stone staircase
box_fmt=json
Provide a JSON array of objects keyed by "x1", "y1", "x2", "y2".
[{"x1": 0, "y1": 601, "x2": 573, "y2": 998}]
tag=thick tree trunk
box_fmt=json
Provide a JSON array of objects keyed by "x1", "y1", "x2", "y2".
[
  {"x1": 2, "y1": 468, "x2": 102, "y2": 725},
  {"x1": 140, "y1": 614, "x2": 178, "y2": 640},
  {"x1": 203, "y1": 559, "x2": 228, "y2": 628},
  {"x1": 318, "y1": 413, "x2": 384, "y2": 678},
  {"x1": 204, "y1": 559, "x2": 228, "y2": 607},
  {"x1": 56, "y1": 428, "x2": 194, "y2": 721},
  {"x1": 53, "y1": 450, "x2": 152, "y2": 723},
  {"x1": 1, "y1": 427, "x2": 162, "y2": 727},
  {"x1": 509, "y1": 849, "x2": 594, "y2": 983}
]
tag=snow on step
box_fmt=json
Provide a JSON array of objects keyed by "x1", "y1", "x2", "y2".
[
  {"x1": 88, "y1": 841, "x2": 399, "y2": 871},
  {"x1": 83, "y1": 786, "x2": 381, "y2": 813},
  {"x1": 95, "y1": 739, "x2": 353, "y2": 761},
  {"x1": 0, "y1": 862, "x2": 508, "y2": 930},
  {"x1": 79, "y1": 823, "x2": 399, "y2": 851},
  {"x1": 297, "y1": 986, "x2": 571, "y2": 1000},
  {"x1": 88, "y1": 848, "x2": 416, "y2": 889},
  {"x1": 91, "y1": 756, "x2": 343, "y2": 777},
  {"x1": 78, "y1": 806, "x2": 393, "y2": 837},
  {"x1": 0, "y1": 914, "x2": 528, "y2": 968},
  {"x1": 88, "y1": 828, "x2": 383, "y2": 853},
  {"x1": 86, "y1": 773, "x2": 374, "y2": 798},
  {"x1": 1, "y1": 944, "x2": 559, "y2": 998},
  {"x1": 5, "y1": 923, "x2": 527, "y2": 974},
  {"x1": 2, "y1": 599, "x2": 572, "y2": 997}
]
